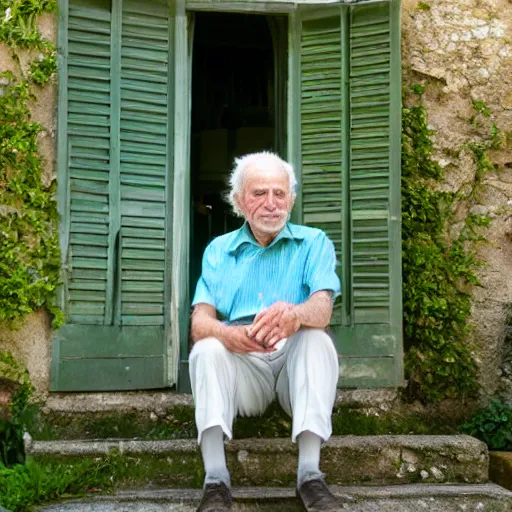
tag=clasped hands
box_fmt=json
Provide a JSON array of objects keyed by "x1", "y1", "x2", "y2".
[{"x1": 222, "y1": 302, "x2": 301, "y2": 354}]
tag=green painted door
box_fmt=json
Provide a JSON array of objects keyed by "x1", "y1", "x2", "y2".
[
  {"x1": 52, "y1": 0, "x2": 175, "y2": 391},
  {"x1": 289, "y1": 0, "x2": 403, "y2": 388}
]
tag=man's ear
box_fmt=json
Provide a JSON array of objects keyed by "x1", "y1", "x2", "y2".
[{"x1": 234, "y1": 193, "x2": 244, "y2": 215}]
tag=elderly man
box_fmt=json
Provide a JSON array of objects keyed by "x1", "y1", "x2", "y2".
[{"x1": 190, "y1": 152, "x2": 341, "y2": 511}]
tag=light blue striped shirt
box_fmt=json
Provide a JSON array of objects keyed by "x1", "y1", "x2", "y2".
[{"x1": 192, "y1": 222, "x2": 341, "y2": 325}]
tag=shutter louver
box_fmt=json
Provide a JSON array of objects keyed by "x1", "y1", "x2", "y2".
[
  {"x1": 295, "y1": 0, "x2": 403, "y2": 388},
  {"x1": 119, "y1": 0, "x2": 170, "y2": 327},
  {"x1": 67, "y1": 0, "x2": 112, "y2": 325},
  {"x1": 349, "y1": 4, "x2": 391, "y2": 325},
  {"x1": 300, "y1": 16, "x2": 344, "y2": 328},
  {"x1": 52, "y1": 0, "x2": 174, "y2": 391}
]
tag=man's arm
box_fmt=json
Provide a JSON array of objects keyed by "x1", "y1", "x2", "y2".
[
  {"x1": 294, "y1": 290, "x2": 333, "y2": 329},
  {"x1": 191, "y1": 303, "x2": 269, "y2": 353},
  {"x1": 248, "y1": 290, "x2": 334, "y2": 347}
]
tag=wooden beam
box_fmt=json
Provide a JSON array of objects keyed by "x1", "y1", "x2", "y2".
[
  {"x1": 56, "y1": 0, "x2": 69, "y2": 312},
  {"x1": 174, "y1": 0, "x2": 192, "y2": 392},
  {"x1": 287, "y1": 10, "x2": 302, "y2": 224},
  {"x1": 164, "y1": 0, "x2": 177, "y2": 387},
  {"x1": 186, "y1": 1, "x2": 295, "y2": 13}
]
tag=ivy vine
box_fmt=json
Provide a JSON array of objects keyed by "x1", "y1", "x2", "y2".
[
  {"x1": 0, "y1": 0, "x2": 56, "y2": 49},
  {"x1": 0, "y1": 0, "x2": 62, "y2": 328},
  {"x1": 0, "y1": 351, "x2": 33, "y2": 467},
  {"x1": 401, "y1": 86, "x2": 500, "y2": 402}
]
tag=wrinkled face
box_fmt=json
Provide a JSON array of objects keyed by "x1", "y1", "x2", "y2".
[{"x1": 235, "y1": 162, "x2": 294, "y2": 237}]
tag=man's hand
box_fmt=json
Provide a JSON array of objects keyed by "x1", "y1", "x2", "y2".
[
  {"x1": 221, "y1": 325, "x2": 272, "y2": 354},
  {"x1": 248, "y1": 302, "x2": 301, "y2": 348}
]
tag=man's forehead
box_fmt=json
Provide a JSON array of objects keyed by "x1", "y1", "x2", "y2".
[{"x1": 245, "y1": 162, "x2": 289, "y2": 183}]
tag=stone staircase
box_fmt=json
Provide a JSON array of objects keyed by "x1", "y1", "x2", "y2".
[
  {"x1": 23, "y1": 392, "x2": 512, "y2": 511},
  {"x1": 25, "y1": 433, "x2": 512, "y2": 510}
]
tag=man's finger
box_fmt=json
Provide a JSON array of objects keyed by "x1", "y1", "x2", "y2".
[
  {"x1": 242, "y1": 336, "x2": 268, "y2": 352},
  {"x1": 255, "y1": 313, "x2": 283, "y2": 342},
  {"x1": 263, "y1": 326, "x2": 280, "y2": 345},
  {"x1": 249, "y1": 309, "x2": 280, "y2": 339},
  {"x1": 253, "y1": 303, "x2": 279, "y2": 324},
  {"x1": 266, "y1": 335, "x2": 283, "y2": 348},
  {"x1": 250, "y1": 309, "x2": 275, "y2": 334},
  {"x1": 227, "y1": 335, "x2": 265, "y2": 354}
]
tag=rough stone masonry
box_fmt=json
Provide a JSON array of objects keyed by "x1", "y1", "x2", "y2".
[{"x1": 402, "y1": 0, "x2": 512, "y2": 400}]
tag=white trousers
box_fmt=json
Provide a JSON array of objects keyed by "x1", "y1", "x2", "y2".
[{"x1": 189, "y1": 328, "x2": 339, "y2": 444}]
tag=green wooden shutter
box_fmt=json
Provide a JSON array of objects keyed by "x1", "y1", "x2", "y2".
[
  {"x1": 292, "y1": 0, "x2": 403, "y2": 388},
  {"x1": 52, "y1": 0, "x2": 175, "y2": 391},
  {"x1": 118, "y1": 0, "x2": 170, "y2": 328}
]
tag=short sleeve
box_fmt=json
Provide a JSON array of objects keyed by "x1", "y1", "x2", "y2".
[
  {"x1": 192, "y1": 243, "x2": 217, "y2": 307},
  {"x1": 305, "y1": 232, "x2": 341, "y2": 299}
]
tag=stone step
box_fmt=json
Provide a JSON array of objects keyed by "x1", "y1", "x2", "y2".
[
  {"x1": 36, "y1": 484, "x2": 512, "y2": 511},
  {"x1": 37, "y1": 392, "x2": 471, "y2": 443},
  {"x1": 25, "y1": 434, "x2": 489, "y2": 487}
]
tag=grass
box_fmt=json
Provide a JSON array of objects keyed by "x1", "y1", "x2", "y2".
[
  {"x1": 0, "y1": 454, "x2": 303, "y2": 512},
  {"x1": 0, "y1": 457, "x2": 117, "y2": 512}
]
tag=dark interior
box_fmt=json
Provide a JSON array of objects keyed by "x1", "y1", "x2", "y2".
[{"x1": 190, "y1": 12, "x2": 279, "y2": 294}]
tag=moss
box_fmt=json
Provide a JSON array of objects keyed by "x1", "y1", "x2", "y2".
[
  {"x1": 29, "y1": 402, "x2": 463, "y2": 444},
  {"x1": 489, "y1": 452, "x2": 512, "y2": 491},
  {"x1": 417, "y1": 2, "x2": 432, "y2": 11},
  {"x1": 35, "y1": 450, "x2": 205, "y2": 490},
  {"x1": 31, "y1": 406, "x2": 196, "y2": 441}
]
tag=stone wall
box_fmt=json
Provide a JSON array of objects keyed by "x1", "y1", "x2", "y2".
[
  {"x1": 402, "y1": 0, "x2": 512, "y2": 398},
  {"x1": 0, "y1": 14, "x2": 57, "y2": 399},
  {"x1": 2, "y1": 1, "x2": 512, "y2": 402}
]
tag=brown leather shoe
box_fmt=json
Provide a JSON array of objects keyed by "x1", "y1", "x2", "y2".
[
  {"x1": 196, "y1": 482, "x2": 232, "y2": 511},
  {"x1": 296, "y1": 478, "x2": 343, "y2": 511}
]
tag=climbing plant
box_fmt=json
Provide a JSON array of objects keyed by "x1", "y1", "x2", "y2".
[
  {"x1": 0, "y1": 351, "x2": 33, "y2": 467},
  {"x1": 0, "y1": 0, "x2": 57, "y2": 49},
  {"x1": 401, "y1": 86, "x2": 500, "y2": 402},
  {"x1": 0, "y1": 0, "x2": 62, "y2": 327}
]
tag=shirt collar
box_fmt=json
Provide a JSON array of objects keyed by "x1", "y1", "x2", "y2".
[{"x1": 227, "y1": 222, "x2": 304, "y2": 254}]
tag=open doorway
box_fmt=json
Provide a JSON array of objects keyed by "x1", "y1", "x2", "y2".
[{"x1": 189, "y1": 12, "x2": 288, "y2": 297}]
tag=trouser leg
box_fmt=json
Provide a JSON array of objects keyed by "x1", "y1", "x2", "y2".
[
  {"x1": 275, "y1": 328, "x2": 339, "y2": 442},
  {"x1": 189, "y1": 338, "x2": 237, "y2": 443},
  {"x1": 189, "y1": 337, "x2": 276, "y2": 487},
  {"x1": 189, "y1": 338, "x2": 276, "y2": 442}
]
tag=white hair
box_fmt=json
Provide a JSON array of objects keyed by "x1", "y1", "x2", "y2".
[{"x1": 227, "y1": 151, "x2": 297, "y2": 217}]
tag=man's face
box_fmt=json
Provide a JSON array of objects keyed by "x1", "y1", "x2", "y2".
[{"x1": 236, "y1": 162, "x2": 294, "y2": 237}]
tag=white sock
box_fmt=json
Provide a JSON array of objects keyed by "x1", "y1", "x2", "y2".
[
  {"x1": 297, "y1": 430, "x2": 323, "y2": 486},
  {"x1": 200, "y1": 426, "x2": 231, "y2": 487}
]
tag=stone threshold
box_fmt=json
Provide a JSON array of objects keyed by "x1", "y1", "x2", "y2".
[
  {"x1": 103, "y1": 483, "x2": 512, "y2": 501},
  {"x1": 43, "y1": 389, "x2": 399, "y2": 414},
  {"x1": 36, "y1": 484, "x2": 512, "y2": 511}
]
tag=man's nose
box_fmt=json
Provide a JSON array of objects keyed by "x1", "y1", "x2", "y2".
[{"x1": 264, "y1": 193, "x2": 277, "y2": 210}]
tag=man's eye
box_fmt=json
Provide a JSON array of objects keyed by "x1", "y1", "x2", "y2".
[{"x1": 254, "y1": 191, "x2": 265, "y2": 196}]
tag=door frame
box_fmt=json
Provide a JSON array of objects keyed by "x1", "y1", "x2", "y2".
[{"x1": 174, "y1": 0, "x2": 395, "y2": 391}]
